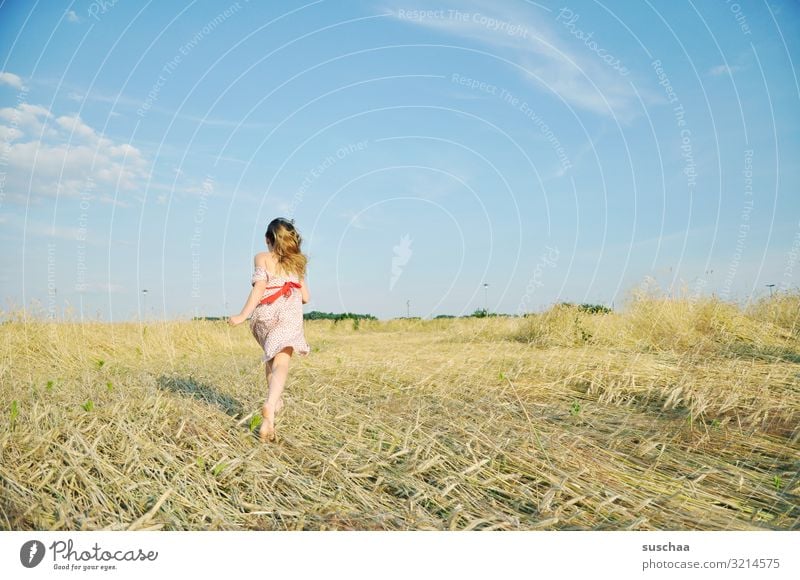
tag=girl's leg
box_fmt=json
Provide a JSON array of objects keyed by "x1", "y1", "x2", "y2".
[
  {"x1": 264, "y1": 359, "x2": 284, "y2": 414},
  {"x1": 260, "y1": 347, "x2": 293, "y2": 441}
]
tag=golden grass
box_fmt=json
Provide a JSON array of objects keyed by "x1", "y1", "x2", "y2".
[{"x1": 1, "y1": 288, "x2": 798, "y2": 530}]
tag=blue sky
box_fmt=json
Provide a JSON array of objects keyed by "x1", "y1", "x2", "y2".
[{"x1": 1, "y1": 0, "x2": 798, "y2": 321}]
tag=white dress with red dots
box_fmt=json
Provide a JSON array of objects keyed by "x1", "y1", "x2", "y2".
[{"x1": 249, "y1": 265, "x2": 310, "y2": 363}]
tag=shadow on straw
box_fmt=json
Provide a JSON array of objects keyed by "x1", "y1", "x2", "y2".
[
  {"x1": 156, "y1": 375, "x2": 243, "y2": 418},
  {"x1": 723, "y1": 344, "x2": 800, "y2": 364}
]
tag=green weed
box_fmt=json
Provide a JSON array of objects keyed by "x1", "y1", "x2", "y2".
[{"x1": 10, "y1": 400, "x2": 20, "y2": 430}]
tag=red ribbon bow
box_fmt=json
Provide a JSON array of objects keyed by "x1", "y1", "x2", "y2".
[{"x1": 259, "y1": 281, "x2": 302, "y2": 305}]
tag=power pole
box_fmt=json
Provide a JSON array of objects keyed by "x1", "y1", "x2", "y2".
[{"x1": 406, "y1": 299, "x2": 410, "y2": 317}]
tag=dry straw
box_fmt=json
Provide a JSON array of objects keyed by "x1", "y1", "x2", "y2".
[{"x1": 1, "y1": 286, "x2": 798, "y2": 530}]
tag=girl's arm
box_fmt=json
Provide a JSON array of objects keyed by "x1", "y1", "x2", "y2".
[
  {"x1": 229, "y1": 256, "x2": 268, "y2": 325},
  {"x1": 300, "y1": 278, "x2": 310, "y2": 304}
]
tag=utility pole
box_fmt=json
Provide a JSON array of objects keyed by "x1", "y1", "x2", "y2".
[
  {"x1": 142, "y1": 289, "x2": 148, "y2": 321},
  {"x1": 483, "y1": 283, "x2": 489, "y2": 314},
  {"x1": 704, "y1": 269, "x2": 714, "y2": 297},
  {"x1": 406, "y1": 299, "x2": 410, "y2": 318},
  {"x1": 766, "y1": 284, "x2": 775, "y2": 298}
]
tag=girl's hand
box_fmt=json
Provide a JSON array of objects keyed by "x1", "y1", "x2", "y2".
[{"x1": 228, "y1": 314, "x2": 246, "y2": 326}]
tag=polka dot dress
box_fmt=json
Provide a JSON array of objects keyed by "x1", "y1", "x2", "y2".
[{"x1": 249, "y1": 265, "x2": 310, "y2": 363}]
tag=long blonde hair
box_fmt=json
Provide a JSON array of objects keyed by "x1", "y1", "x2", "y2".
[{"x1": 266, "y1": 218, "x2": 307, "y2": 278}]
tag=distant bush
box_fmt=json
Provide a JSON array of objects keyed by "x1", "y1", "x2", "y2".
[
  {"x1": 434, "y1": 314, "x2": 456, "y2": 319},
  {"x1": 466, "y1": 309, "x2": 503, "y2": 318},
  {"x1": 304, "y1": 311, "x2": 377, "y2": 322},
  {"x1": 555, "y1": 302, "x2": 612, "y2": 314}
]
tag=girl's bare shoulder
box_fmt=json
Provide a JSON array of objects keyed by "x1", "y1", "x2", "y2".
[
  {"x1": 254, "y1": 251, "x2": 274, "y2": 264},
  {"x1": 256, "y1": 251, "x2": 287, "y2": 276}
]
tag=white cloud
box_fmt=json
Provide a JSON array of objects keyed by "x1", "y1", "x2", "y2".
[
  {"x1": 386, "y1": 0, "x2": 651, "y2": 119},
  {"x1": 0, "y1": 125, "x2": 23, "y2": 142},
  {"x1": 1, "y1": 102, "x2": 149, "y2": 205},
  {"x1": 66, "y1": 10, "x2": 80, "y2": 23},
  {"x1": 0, "y1": 103, "x2": 55, "y2": 137},
  {"x1": 55, "y1": 114, "x2": 95, "y2": 139},
  {"x1": 0, "y1": 71, "x2": 24, "y2": 89}
]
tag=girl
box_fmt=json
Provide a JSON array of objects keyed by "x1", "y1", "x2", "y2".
[{"x1": 228, "y1": 218, "x2": 311, "y2": 442}]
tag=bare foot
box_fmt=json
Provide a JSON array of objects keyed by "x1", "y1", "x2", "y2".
[
  {"x1": 275, "y1": 397, "x2": 284, "y2": 415},
  {"x1": 259, "y1": 403, "x2": 276, "y2": 442}
]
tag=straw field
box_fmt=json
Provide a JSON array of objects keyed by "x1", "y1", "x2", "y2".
[{"x1": 1, "y1": 284, "x2": 799, "y2": 530}]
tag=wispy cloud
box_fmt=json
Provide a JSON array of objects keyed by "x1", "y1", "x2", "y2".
[
  {"x1": 66, "y1": 10, "x2": 80, "y2": 23},
  {"x1": 1, "y1": 214, "x2": 111, "y2": 245},
  {"x1": 76, "y1": 282, "x2": 126, "y2": 294},
  {"x1": 340, "y1": 208, "x2": 372, "y2": 230},
  {"x1": 405, "y1": 166, "x2": 473, "y2": 200},
  {"x1": 62, "y1": 85, "x2": 272, "y2": 129},
  {"x1": 166, "y1": 111, "x2": 272, "y2": 130},
  {"x1": 384, "y1": 0, "x2": 653, "y2": 120},
  {"x1": 708, "y1": 64, "x2": 743, "y2": 76},
  {"x1": 544, "y1": 124, "x2": 607, "y2": 181},
  {"x1": 64, "y1": 87, "x2": 143, "y2": 111},
  {"x1": 25, "y1": 221, "x2": 84, "y2": 240}
]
